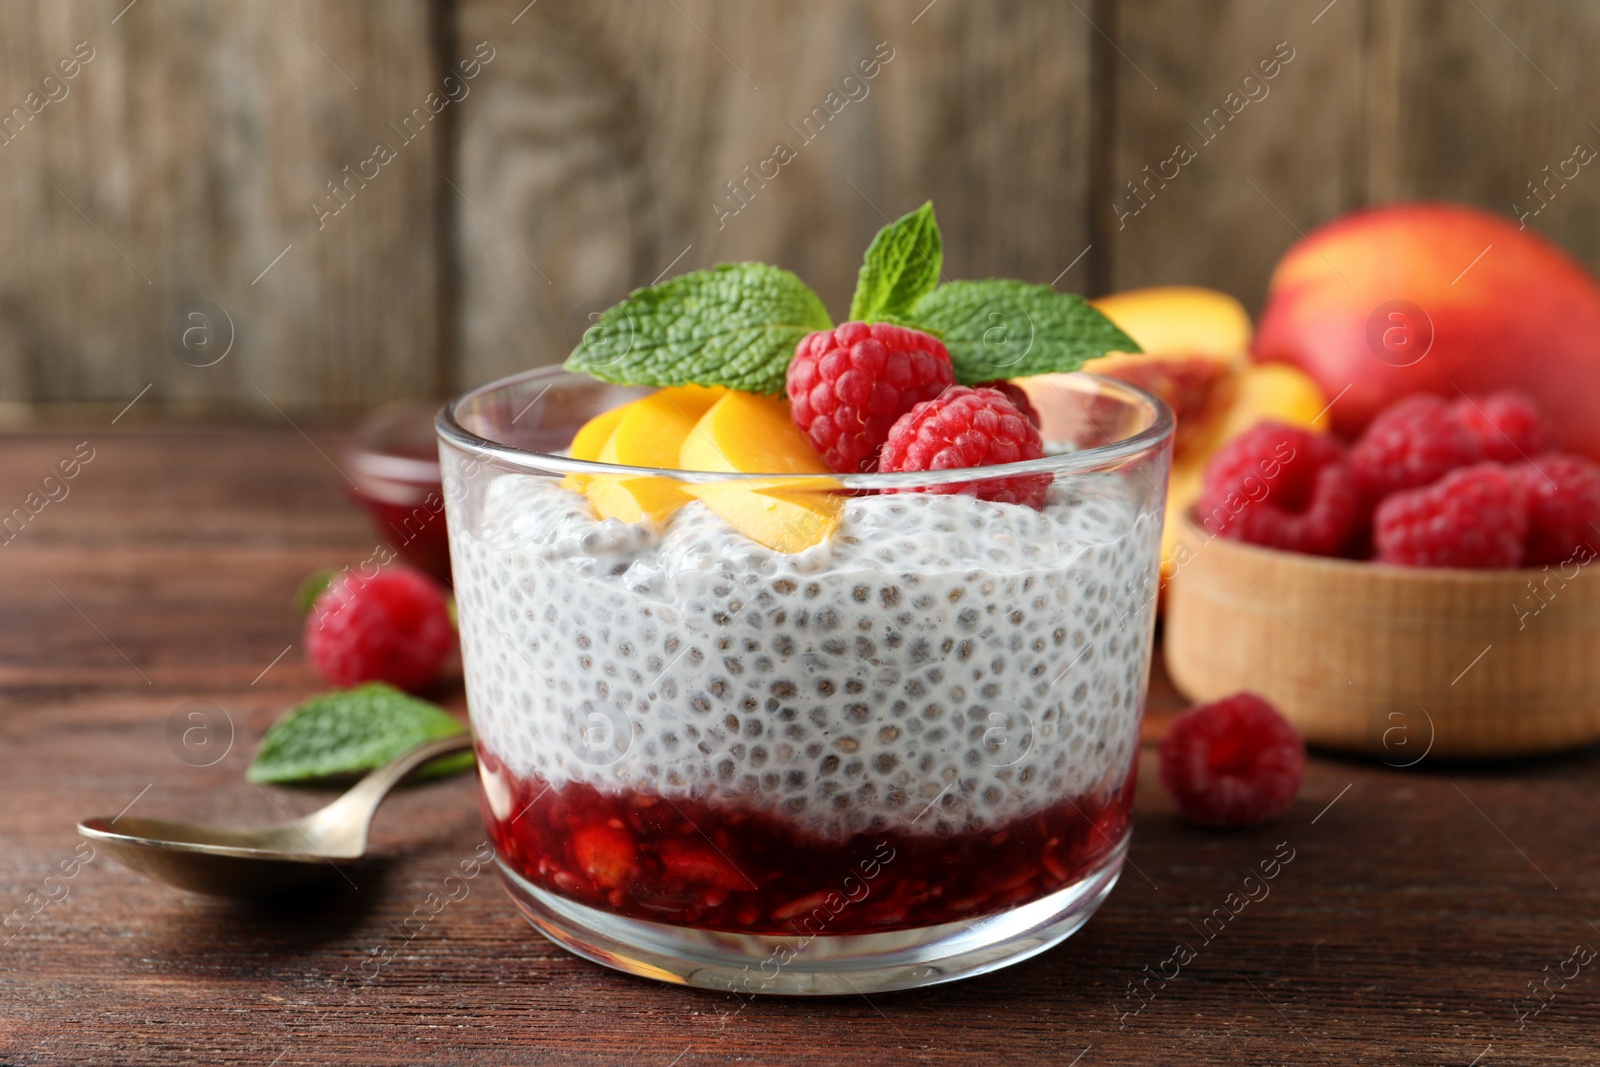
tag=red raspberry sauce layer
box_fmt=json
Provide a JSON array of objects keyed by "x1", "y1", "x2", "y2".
[{"x1": 480, "y1": 747, "x2": 1136, "y2": 936}]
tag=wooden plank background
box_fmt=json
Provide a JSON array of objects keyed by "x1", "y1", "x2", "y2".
[{"x1": 0, "y1": 0, "x2": 1594, "y2": 413}]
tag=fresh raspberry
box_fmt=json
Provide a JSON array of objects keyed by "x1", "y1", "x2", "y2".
[
  {"x1": 787, "y1": 322, "x2": 954, "y2": 473},
  {"x1": 1348, "y1": 394, "x2": 1480, "y2": 501},
  {"x1": 1158, "y1": 692, "x2": 1304, "y2": 827},
  {"x1": 1450, "y1": 390, "x2": 1558, "y2": 463},
  {"x1": 1374, "y1": 463, "x2": 1529, "y2": 569},
  {"x1": 879, "y1": 386, "x2": 1050, "y2": 507},
  {"x1": 1197, "y1": 422, "x2": 1361, "y2": 556},
  {"x1": 1512, "y1": 454, "x2": 1600, "y2": 565},
  {"x1": 304, "y1": 566, "x2": 454, "y2": 692},
  {"x1": 977, "y1": 380, "x2": 1041, "y2": 428}
]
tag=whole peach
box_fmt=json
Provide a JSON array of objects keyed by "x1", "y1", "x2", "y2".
[{"x1": 1253, "y1": 202, "x2": 1600, "y2": 459}]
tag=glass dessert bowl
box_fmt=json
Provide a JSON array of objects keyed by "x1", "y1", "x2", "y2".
[
  {"x1": 437, "y1": 367, "x2": 1172, "y2": 994},
  {"x1": 344, "y1": 402, "x2": 453, "y2": 585}
]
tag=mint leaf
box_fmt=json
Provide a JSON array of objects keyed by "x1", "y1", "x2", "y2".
[
  {"x1": 849, "y1": 202, "x2": 943, "y2": 322},
  {"x1": 295, "y1": 569, "x2": 336, "y2": 614},
  {"x1": 565, "y1": 263, "x2": 832, "y2": 395},
  {"x1": 906, "y1": 280, "x2": 1141, "y2": 383},
  {"x1": 247, "y1": 683, "x2": 473, "y2": 784}
]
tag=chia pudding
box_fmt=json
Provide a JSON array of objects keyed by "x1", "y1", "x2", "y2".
[{"x1": 450, "y1": 470, "x2": 1162, "y2": 934}]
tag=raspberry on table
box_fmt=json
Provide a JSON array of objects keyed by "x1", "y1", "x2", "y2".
[
  {"x1": 1512, "y1": 454, "x2": 1600, "y2": 565},
  {"x1": 1158, "y1": 692, "x2": 1304, "y2": 827},
  {"x1": 1374, "y1": 463, "x2": 1529, "y2": 569},
  {"x1": 305, "y1": 566, "x2": 455, "y2": 692},
  {"x1": 1349, "y1": 394, "x2": 1481, "y2": 501},
  {"x1": 879, "y1": 385, "x2": 1050, "y2": 508},
  {"x1": 787, "y1": 321, "x2": 955, "y2": 473},
  {"x1": 1450, "y1": 390, "x2": 1558, "y2": 463},
  {"x1": 1196, "y1": 422, "x2": 1361, "y2": 556},
  {"x1": 977, "y1": 380, "x2": 1041, "y2": 428}
]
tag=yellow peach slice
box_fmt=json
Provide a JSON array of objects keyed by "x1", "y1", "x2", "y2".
[
  {"x1": 585, "y1": 474, "x2": 692, "y2": 525},
  {"x1": 681, "y1": 480, "x2": 843, "y2": 553},
  {"x1": 569, "y1": 404, "x2": 629, "y2": 461},
  {"x1": 678, "y1": 392, "x2": 830, "y2": 475},
  {"x1": 651, "y1": 383, "x2": 728, "y2": 422},
  {"x1": 599, "y1": 384, "x2": 727, "y2": 468},
  {"x1": 733, "y1": 476, "x2": 843, "y2": 494},
  {"x1": 561, "y1": 402, "x2": 631, "y2": 492},
  {"x1": 580, "y1": 385, "x2": 724, "y2": 519},
  {"x1": 1089, "y1": 286, "x2": 1253, "y2": 363}
]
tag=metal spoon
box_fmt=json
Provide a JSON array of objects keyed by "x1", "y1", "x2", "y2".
[{"x1": 77, "y1": 733, "x2": 475, "y2": 899}]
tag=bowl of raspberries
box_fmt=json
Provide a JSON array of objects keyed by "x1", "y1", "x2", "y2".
[{"x1": 1164, "y1": 389, "x2": 1600, "y2": 760}]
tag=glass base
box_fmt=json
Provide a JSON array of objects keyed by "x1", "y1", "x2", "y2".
[{"x1": 496, "y1": 831, "x2": 1126, "y2": 995}]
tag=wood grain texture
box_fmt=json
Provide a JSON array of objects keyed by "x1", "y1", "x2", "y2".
[
  {"x1": 1103, "y1": 0, "x2": 1368, "y2": 310},
  {"x1": 1366, "y1": 0, "x2": 1600, "y2": 264},
  {"x1": 0, "y1": 0, "x2": 443, "y2": 412},
  {"x1": 5, "y1": 426, "x2": 1600, "y2": 1065},
  {"x1": 450, "y1": 0, "x2": 1094, "y2": 392},
  {"x1": 5, "y1": 2, "x2": 1600, "y2": 413},
  {"x1": 1103, "y1": 0, "x2": 1600, "y2": 312}
]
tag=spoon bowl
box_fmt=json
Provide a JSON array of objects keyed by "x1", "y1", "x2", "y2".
[{"x1": 79, "y1": 733, "x2": 474, "y2": 898}]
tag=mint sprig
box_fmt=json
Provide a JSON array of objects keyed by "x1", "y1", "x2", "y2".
[
  {"x1": 565, "y1": 263, "x2": 831, "y2": 396},
  {"x1": 561, "y1": 205, "x2": 1137, "y2": 394},
  {"x1": 905, "y1": 280, "x2": 1140, "y2": 384},
  {"x1": 247, "y1": 683, "x2": 473, "y2": 784},
  {"x1": 849, "y1": 201, "x2": 942, "y2": 323}
]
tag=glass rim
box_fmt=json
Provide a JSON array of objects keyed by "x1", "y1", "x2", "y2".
[{"x1": 436, "y1": 366, "x2": 1174, "y2": 487}]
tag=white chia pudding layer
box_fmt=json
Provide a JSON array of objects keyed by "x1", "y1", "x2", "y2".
[{"x1": 451, "y1": 474, "x2": 1162, "y2": 839}]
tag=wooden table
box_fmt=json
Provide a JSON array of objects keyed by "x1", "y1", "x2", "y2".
[{"x1": 3, "y1": 424, "x2": 1597, "y2": 1066}]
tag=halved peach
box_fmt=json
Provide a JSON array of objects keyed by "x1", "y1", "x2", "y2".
[
  {"x1": 678, "y1": 392, "x2": 830, "y2": 475},
  {"x1": 1083, "y1": 288, "x2": 1251, "y2": 452},
  {"x1": 1019, "y1": 288, "x2": 1255, "y2": 456},
  {"x1": 1089, "y1": 286, "x2": 1252, "y2": 362},
  {"x1": 1198, "y1": 361, "x2": 1329, "y2": 447},
  {"x1": 1092, "y1": 358, "x2": 1240, "y2": 454}
]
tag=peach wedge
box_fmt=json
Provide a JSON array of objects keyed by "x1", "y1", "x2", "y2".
[
  {"x1": 680, "y1": 479, "x2": 843, "y2": 553},
  {"x1": 578, "y1": 385, "x2": 725, "y2": 522},
  {"x1": 559, "y1": 401, "x2": 630, "y2": 493},
  {"x1": 678, "y1": 392, "x2": 830, "y2": 475},
  {"x1": 585, "y1": 474, "x2": 693, "y2": 525},
  {"x1": 673, "y1": 392, "x2": 841, "y2": 552}
]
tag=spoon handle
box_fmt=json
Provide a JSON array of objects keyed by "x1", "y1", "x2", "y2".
[{"x1": 293, "y1": 732, "x2": 475, "y2": 855}]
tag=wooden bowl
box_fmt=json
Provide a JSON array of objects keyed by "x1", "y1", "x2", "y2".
[{"x1": 1164, "y1": 514, "x2": 1600, "y2": 760}]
